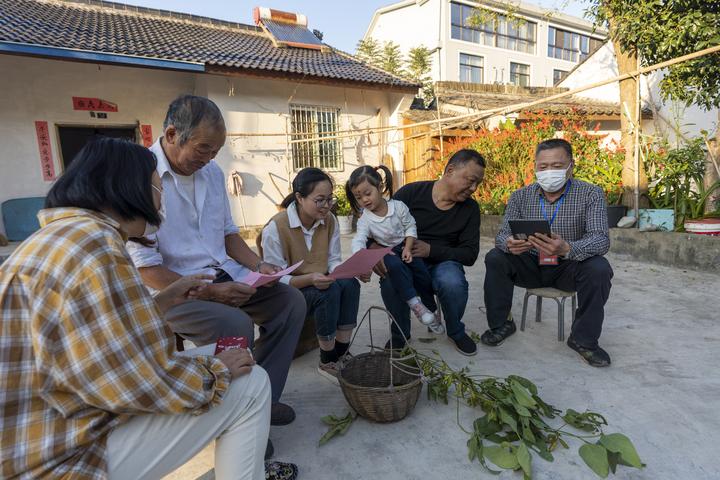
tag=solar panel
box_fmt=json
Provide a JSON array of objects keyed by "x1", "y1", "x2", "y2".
[{"x1": 262, "y1": 19, "x2": 324, "y2": 50}]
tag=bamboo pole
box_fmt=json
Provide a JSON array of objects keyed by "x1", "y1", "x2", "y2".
[{"x1": 228, "y1": 43, "x2": 720, "y2": 146}]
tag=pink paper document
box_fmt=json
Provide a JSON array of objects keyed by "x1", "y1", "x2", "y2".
[
  {"x1": 329, "y1": 247, "x2": 393, "y2": 280},
  {"x1": 239, "y1": 261, "x2": 303, "y2": 287}
]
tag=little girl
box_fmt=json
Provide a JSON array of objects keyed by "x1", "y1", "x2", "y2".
[{"x1": 347, "y1": 166, "x2": 444, "y2": 334}]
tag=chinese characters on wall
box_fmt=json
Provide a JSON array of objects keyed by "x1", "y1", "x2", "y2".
[{"x1": 34, "y1": 121, "x2": 56, "y2": 182}]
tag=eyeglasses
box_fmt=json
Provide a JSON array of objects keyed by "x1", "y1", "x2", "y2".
[{"x1": 313, "y1": 196, "x2": 337, "y2": 208}]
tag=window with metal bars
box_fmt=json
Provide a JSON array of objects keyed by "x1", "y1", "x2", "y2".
[{"x1": 290, "y1": 104, "x2": 343, "y2": 171}]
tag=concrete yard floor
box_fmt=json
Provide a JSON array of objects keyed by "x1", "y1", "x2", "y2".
[{"x1": 164, "y1": 236, "x2": 720, "y2": 480}]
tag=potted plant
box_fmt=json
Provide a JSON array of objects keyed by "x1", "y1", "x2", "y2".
[
  {"x1": 643, "y1": 139, "x2": 711, "y2": 231},
  {"x1": 334, "y1": 186, "x2": 354, "y2": 234}
]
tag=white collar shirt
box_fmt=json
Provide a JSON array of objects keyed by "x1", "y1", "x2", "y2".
[
  {"x1": 126, "y1": 139, "x2": 248, "y2": 281},
  {"x1": 260, "y1": 202, "x2": 342, "y2": 284}
]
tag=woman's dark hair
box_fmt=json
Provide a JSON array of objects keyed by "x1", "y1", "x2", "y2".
[
  {"x1": 280, "y1": 167, "x2": 334, "y2": 209},
  {"x1": 344, "y1": 165, "x2": 393, "y2": 213},
  {"x1": 445, "y1": 149, "x2": 486, "y2": 172},
  {"x1": 46, "y1": 137, "x2": 160, "y2": 228}
]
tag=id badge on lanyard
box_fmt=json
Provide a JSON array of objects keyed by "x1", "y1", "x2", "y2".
[{"x1": 538, "y1": 181, "x2": 571, "y2": 266}]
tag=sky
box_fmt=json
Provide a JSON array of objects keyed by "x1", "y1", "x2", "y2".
[{"x1": 119, "y1": 0, "x2": 590, "y2": 53}]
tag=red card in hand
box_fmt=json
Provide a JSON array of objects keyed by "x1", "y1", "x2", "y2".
[{"x1": 214, "y1": 336, "x2": 249, "y2": 354}]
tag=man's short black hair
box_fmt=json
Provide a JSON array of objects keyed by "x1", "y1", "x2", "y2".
[
  {"x1": 535, "y1": 138, "x2": 573, "y2": 161},
  {"x1": 445, "y1": 149, "x2": 486, "y2": 172},
  {"x1": 46, "y1": 137, "x2": 161, "y2": 226}
]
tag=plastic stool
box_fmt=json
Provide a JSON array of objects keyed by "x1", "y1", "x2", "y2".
[{"x1": 520, "y1": 288, "x2": 577, "y2": 341}]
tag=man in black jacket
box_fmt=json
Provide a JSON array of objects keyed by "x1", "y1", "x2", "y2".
[{"x1": 375, "y1": 149, "x2": 484, "y2": 355}]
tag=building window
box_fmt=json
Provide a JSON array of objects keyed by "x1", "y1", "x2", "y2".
[
  {"x1": 509, "y1": 62, "x2": 530, "y2": 87},
  {"x1": 548, "y1": 26, "x2": 602, "y2": 63},
  {"x1": 553, "y1": 69, "x2": 568, "y2": 85},
  {"x1": 459, "y1": 53, "x2": 484, "y2": 83},
  {"x1": 290, "y1": 105, "x2": 343, "y2": 171},
  {"x1": 450, "y1": 2, "x2": 536, "y2": 54}
]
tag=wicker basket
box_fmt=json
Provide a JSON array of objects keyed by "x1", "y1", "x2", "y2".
[{"x1": 338, "y1": 351, "x2": 422, "y2": 423}]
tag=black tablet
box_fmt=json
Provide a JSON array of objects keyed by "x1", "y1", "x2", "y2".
[{"x1": 509, "y1": 219, "x2": 551, "y2": 240}]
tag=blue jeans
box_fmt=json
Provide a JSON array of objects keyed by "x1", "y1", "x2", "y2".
[
  {"x1": 380, "y1": 260, "x2": 469, "y2": 343},
  {"x1": 301, "y1": 278, "x2": 360, "y2": 341},
  {"x1": 383, "y1": 245, "x2": 437, "y2": 310}
]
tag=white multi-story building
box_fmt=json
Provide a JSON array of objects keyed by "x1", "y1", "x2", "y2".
[{"x1": 364, "y1": 0, "x2": 607, "y2": 88}]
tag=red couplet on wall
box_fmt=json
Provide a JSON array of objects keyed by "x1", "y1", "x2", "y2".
[
  {"x1": 140, "y1": 125, "x2": 153, "y2": 147},
  {"x1": 72, "y1": 97, "x2": 118, "y2": 112},
  {"x1": 34, "y1": 121, "x2": 56, "y2": 181}
]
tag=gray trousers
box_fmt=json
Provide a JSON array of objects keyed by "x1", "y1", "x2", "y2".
[{"x1": 166, "y1": 283, "x2": 306, "y2": 403}]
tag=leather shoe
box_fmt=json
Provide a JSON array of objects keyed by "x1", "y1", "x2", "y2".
[
  {"x1": 480, "y1": 320, "x2": 517, "y2": 346},
  {"x1": 271, "y1": 402, "x2": 296, "y2": 426},
  {"x1": 567, "y1": 337, "x2": 611, "y2": 367}
]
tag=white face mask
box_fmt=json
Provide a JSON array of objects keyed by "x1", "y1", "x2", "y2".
[
  {"x1": 143, "y1": 206, "x2": 165, "y2": 237},
  {"x1": 536, "y1": 165, "x2": 571, "y2": 193}
]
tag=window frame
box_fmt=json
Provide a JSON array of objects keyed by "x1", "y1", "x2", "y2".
[
  {"x1": 547, "y1": 25, "x2": 602, "y2": 63},
  {"x1": 289, "y1": 104, "x2": 344, "y2": 172},
  {"x1": 450, "y1": 1, "x2": 536, "y2": 54},
  {"x1": 552, "y1": 68, "x2": 569, "y2": 85},
  {"x1": 509, "y1": 61, "x2": 531, "y2": 87},
  {"x1": 459, "y1": 51, "x2": 484, "y2": 84}
]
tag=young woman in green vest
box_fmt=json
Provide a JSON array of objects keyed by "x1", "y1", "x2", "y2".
[{"x1": 259, "y1": 168, "x2": 360, "y2": 383}]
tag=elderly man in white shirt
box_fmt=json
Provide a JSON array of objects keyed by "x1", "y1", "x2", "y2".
[{"x1": 126, "y1": 96, "x2": 305, "y2": 454}]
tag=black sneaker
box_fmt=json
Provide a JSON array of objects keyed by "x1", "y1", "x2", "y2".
[
  {"x1": 452, "y1": 333, "x2": 477, "y2": 356},
  {"x1": 480, "y1": 321, "x2": 517, "y2": 346},
  {"x1": 567, "y1": 337, "x2": 611, "y2": 367},
  {"x1": 265, "y1": 460, "x2": 298, "y2": 480}
]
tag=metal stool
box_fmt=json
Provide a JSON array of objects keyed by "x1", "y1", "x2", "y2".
[{"x1": 520, "y1": 288, "x2": 577, "y2": 341}]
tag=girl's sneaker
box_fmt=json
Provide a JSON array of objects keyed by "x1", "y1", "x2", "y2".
[
  {"x1": 428, "y1": 311, "x2": 445, "y2": 334},
  {"x1": 317, "y1": 361, "x2": 340, "y2": 385},
  {"x1": 410, "y1": 302, "x2": 436, "y2": 325}
]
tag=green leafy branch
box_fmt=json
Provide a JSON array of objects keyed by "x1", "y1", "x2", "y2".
[{"x1": 411, "y1": 347, "x2": 644, "y2": 479}]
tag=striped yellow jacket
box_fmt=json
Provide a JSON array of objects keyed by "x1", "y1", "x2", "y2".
[{"x1": 0, "y1": 208, "x2": 230, "y2": 479}]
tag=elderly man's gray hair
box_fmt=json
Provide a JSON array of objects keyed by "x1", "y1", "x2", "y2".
[{"x1": 163, "y1": 95, "x2": 225, "y2": 145}]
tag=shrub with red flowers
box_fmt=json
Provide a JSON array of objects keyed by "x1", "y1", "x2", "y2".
[{"x1": 432, "y1": 110, "x2": 625, "y2": 214}]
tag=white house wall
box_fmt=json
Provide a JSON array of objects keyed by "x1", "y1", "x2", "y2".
[
  {"x1": 0, "y1": 55, "x2": 195, "y2": 236},
  {"x1": 0, "y1": 55, "x2": 412, "y2": 235},
  {"x1": 558, "y1": 42, "x2": 719, "y2": 146},
  {"x1": 202, "y1": 74, "x2": 408, "y2": 227}
]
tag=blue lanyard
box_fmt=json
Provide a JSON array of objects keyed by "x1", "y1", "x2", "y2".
[{"x1": 539, "y1": 180, "x2": 571, "y2": 226}]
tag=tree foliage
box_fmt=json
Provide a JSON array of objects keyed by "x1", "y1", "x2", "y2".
[
  {"x1": 405, "y1": 46, "x2": 434, "y2": 105},
  {"x1": 587, "y1": 0, "x2": 720, "y2": 110},
  {"x1": 355, "y1": 38, "x2": 435, "y2": 106}
]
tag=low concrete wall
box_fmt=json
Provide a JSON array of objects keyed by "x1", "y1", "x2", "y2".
[{"x1": 481, "y1": 214, "x2": 720, "y2": 273}]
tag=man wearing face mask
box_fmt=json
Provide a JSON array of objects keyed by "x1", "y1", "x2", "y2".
[
  {"x1": 480, "y1": 138, "x2": 613, "y2": 367},
  {"x1": 127, "y1": 95, "x2": 306, "y2": 457}
]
